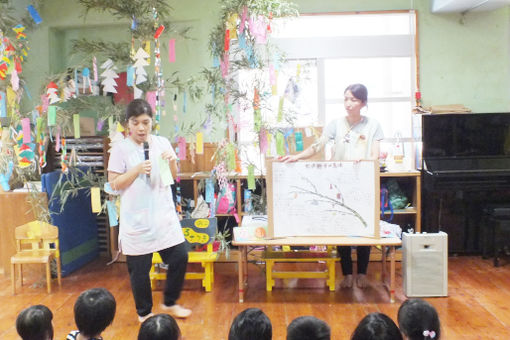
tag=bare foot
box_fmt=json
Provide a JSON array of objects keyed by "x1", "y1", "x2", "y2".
[
  {"x1": 340, "y1": 275, "x2": 353, "y2": 288},
  {"x1": 356, "y1": 274, "x2": 369, "y2": 288}
]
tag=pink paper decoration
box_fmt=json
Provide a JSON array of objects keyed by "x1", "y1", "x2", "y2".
[{"x1": 168, "y1": 38, "x2": 176, "y2": 63}]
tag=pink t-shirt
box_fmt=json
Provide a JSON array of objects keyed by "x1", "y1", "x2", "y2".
[{"x1": 107, "y1": 135, "x2": 184, "y2": 255}]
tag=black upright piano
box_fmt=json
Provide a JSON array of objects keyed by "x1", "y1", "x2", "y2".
[{"x1": 422, "y1": 113, "x2": 510, "y2": 253}]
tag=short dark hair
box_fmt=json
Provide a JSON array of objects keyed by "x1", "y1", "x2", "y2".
[
  {"x1": 398, "y1": 299, "x2": 441, "y2": 340},
  {"x1": 16, "y1": 305, "x2": 54, "y2": 340},
  {"x1": 228, "y1": 308, "x2": 272, "y2": 340},
  {"x1": 287, "y1": 316, "x2": 331, "y2": 340},
  {"x1": 138, "y1": 314, "x2": 181, "y2": 340},
  {"x1": 351, "y1": 312, "x2": 403, "y2": 340},
  {"x1": 126, "y1": 98, "x2": 153, "y2": 121},
  {"x1": 74, "y1": 288, "x2": 116, "y2": 338},
  {"x1": 345, "y1": 83, "x2": 368, "y2": 104}
]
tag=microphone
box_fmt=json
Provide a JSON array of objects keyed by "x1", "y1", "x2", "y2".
[
  {"x1": 143, "y1": 141, "x2": 150, "y2": 179},
  {"x1": 143, "y1": 141, "x2": 150, "y2": 160}
]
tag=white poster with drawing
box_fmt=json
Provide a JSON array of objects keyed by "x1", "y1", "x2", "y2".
[{"x1": 269, "y1": 160, "x2": 379, "y2": 237}]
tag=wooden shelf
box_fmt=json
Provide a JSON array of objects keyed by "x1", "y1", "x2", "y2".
[{"x1": 179, "y1": 169, "x2": 421, "y2": 233}]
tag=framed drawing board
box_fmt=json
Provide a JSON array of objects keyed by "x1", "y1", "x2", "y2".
[{"x1": 266, "y1": 159, "x2": 380, "y2": 238}]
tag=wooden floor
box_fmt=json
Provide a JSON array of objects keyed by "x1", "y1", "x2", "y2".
[{"x1": 1, "y1": 256, "x2": 510, "y2": 339}]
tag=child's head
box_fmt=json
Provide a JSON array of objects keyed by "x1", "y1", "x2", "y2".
[
  {"x1": 138, "y1": 314, "x2": 181, "y2": 340},
  {"x1": 351, "y1": 312, "x2": 403, "y2": 340},
  {"x1": 398, "y1": 299, "x2": 440, "y2": 340},
  {"x1": 228, "y1": 308, "x2": 272, "y2": 340},
  {"x1": 16, "y1": 305, "x2": 54, "y2": 340},
  {"x1": 74, "y1": 288, "x2": 116, "y2": 338},
  {"x1": 287, "y1": 316, "x2": 331, "y2": 340}
]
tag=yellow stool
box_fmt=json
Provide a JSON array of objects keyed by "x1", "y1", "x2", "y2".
[
  {"x1": 150, "y1": 218, "x2": 218, "y2": 292},
  {"x1": 150, "y1": 244, "x2": 218, "y2": 292},
  {"x1": 263, "y1": 246, "x2": 338, "y2": 291}
]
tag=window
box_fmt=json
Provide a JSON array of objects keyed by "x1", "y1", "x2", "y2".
[{"x1": 236, "y1": 11, "x2": 419, "y2": 171}]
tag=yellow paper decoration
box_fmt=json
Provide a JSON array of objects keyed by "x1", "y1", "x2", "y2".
[{"x1": 196, "y1": 132, "x2": 204, "y2": 154}]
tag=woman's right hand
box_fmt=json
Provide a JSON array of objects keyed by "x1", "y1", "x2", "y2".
[
  {"x1": 279, "y1": 155, "x2": 299, "y2": 163},
  {"x1": 138, "y1": 160, "x2": 152, "y2": 175}
]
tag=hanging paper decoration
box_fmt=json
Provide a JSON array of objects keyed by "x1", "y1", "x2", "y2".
[
  {"x1": 93, "y1": 56, "x2": 98, "y2": 83},
  {"x1": 0, "y1": 63, "x2": 7, "y2": 80},
  {"x1": 12, "y1": 25, "x2": 27, "y2": 40},
  {"x1": 91, "y1": 187, "x2": 102, "y2": 213},
  {"x1": 55, "y1": 126, "x2": 61, "y2": 152},
  {"x1": 240, "y1": 7, "x2": 248, "y2": 34},
  {"x1": 224, "y1": 29, "x2": 230, "y2": 52},
  {"x1": 276, "y1": 131, "x2": 285, "y2": 156},
  {"x1": 247, "y1": 164, "x2": 256, "y2": 190},
  {"x1": 295, "y1": 131, "x2": 304, "y2": 151},
  {"x1": 100, "y1": 59, "x2": 119, "y2": 94},
  {"x1": 38, "y1": 138, "x2": 46, "y2": 168},
  {"x1": 21, "y1": 118, "x2": 31, "y2": 143},
  {"x1": 145, "y1": 91, "x2": 157, "y2": 113},
  {"x1": 27, "y1": 5, "x2": 43, "y2": 24},
  {"x1": 248, "y1": 15, "x2": 267, "y2": 44},
  {"x1": 259, "y1": 128, "x2": 268, "y2": 155},
  {"x1": 82, "y1": 67, "x2": 92, "y2": 94},
  {"x1": 61, "y1": 137, "x2": 68, "y2": 173},
  {"x1": 0, "y1": 160, "x2": 14, "y2": 191},
  {"x1": 154, "y1": 25, "x2": 165, "y2": 39},
  {"x1": 177, "y1": 137, "x2": 186, "y2": 160},
  {"x1": 10, "y1": 69, "x2": 19, "y2": 91},
  {"x1": 168, "y1": 38, "x2": 176, "y2": 63},
  {"x1": 143, "y1": 41, "x2": 151, "y2": 65},
  {"x1": 126, "y1": 65, "x2": 135, "y2": 87},
  {"x1": 220, "y1": 53, "x2": 229, "y2": 78},
  {"x1": 46, "y1": 82, "x2": 60, "y2": 104},
  {"x1": 133, "y1": 47, "x2": 149, "y2": 85},
  {"x1": 47, "y1": 106, "x2": 56, "y2": 127},
  {"x1": 73, "y1": 114, "x2": 80, "y2": 138},
  {"x1": 196, "y1": 132, "x2": 204, "y2": 154},
  {"x1": 226, "y1": 13, "x2": 238, "y2": 39},
  {"x1": 0, "y1": 91, "x2": 6, "y2": 117},
  {"x1": 13, "y1": 125, "x2": 35, "y2": 169}
]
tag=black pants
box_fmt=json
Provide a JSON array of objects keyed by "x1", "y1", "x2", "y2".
[
  {"x1": 126, "y1": 241, "x2": 188, "y2": 317},
  {"x1": 338, "y1": 246, "x2": 370, "y2": 276}
]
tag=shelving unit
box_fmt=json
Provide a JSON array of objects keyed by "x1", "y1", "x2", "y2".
[
  {"x1": 51, "y1": 136, "x2": 111, "y2": 256},
  {"x1": 380, "y1": 171, "x2": 421, "y2": 232},
  {"x1": 179, "y1": 170, "x2": 421, "y2": 245}
]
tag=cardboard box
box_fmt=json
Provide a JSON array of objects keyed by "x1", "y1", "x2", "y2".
[{"x1": 233, "y1": 225, "x2": 268, "y2": 241}]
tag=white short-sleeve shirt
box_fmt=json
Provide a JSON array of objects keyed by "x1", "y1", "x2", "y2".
[
  {"x1": 314, "y1": 116, "x2": 384, "y2": 160},
  {"x1": 107, "y1": 135, "x2": 184, "y2": 255}
]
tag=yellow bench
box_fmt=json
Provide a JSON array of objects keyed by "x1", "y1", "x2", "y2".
[
  {"x1": 150, "y1": 218, "x2": 218, "y2": 292},
  {"x1": 263, "y1": 246, "x2": 338, "y2": 291}
]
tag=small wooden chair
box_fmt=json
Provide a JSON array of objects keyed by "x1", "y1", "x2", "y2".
[
  {"x1": 10, "y1": 221, "x2": 62, "y2": 294},
  {"x1": 150, "y1": 218, "x2": 218, "y2": 292}
]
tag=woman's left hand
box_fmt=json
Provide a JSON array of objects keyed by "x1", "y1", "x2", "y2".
[{"x1": 161, "y1": 149, "x2": 177, "y2": 162}]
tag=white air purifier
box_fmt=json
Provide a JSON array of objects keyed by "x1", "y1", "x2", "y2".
[{"x1": 402, "y1": 231, "x2": 448, "y2": 297}]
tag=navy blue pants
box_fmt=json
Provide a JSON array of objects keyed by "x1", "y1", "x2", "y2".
[
  {"x1": 126, "y1": 242, "x2": 188, "y2": 317},
  {"x1": 338, "y1": 246, "x2": 370, "y2": 275}
]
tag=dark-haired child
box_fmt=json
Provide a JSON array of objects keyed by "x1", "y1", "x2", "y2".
[
  {"x1": 16, "y1": 304, "x2": 54, "y2": 340},
  {"x1": 228, "y1": 308, "x2": 272, "y2": 340},
  {"x1": 287, "y1": 315, "x2": 330, "y2": 340},
  {"x1": 351, "y1": 312, "x2": 403, "y2": 340},
  {"x1": 398, "y1": 298, "x2": 441, "y2": 340},
  {"x1": 138, "y1": 314, "x2": 181, "y2": 340},
  {"x1": 66, "y1": 288, "x2": 116, "y2": 340}
]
